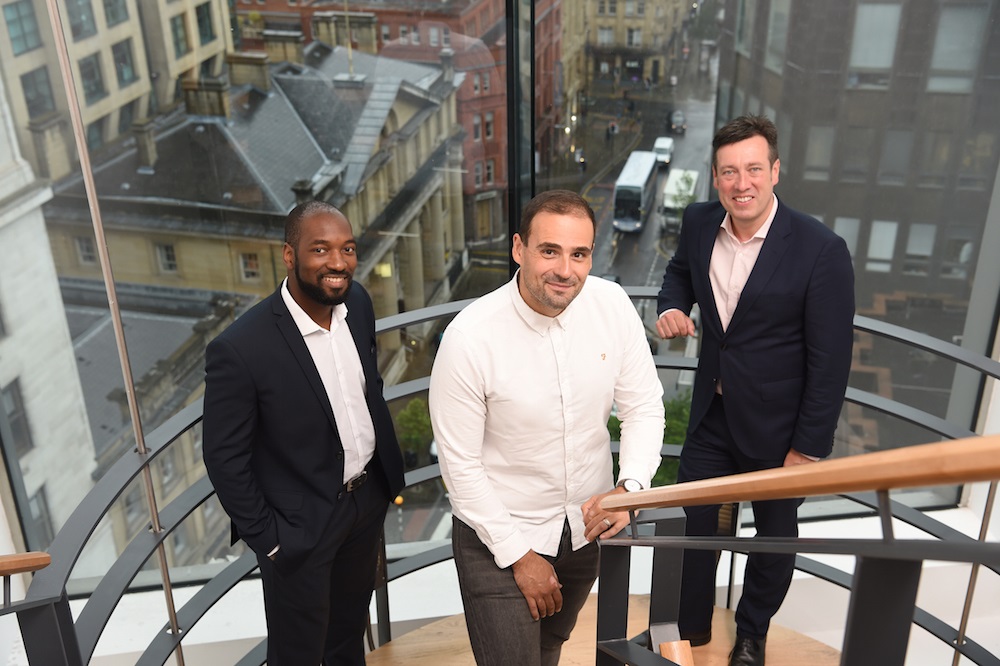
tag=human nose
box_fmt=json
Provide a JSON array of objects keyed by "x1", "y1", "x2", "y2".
[
  {"x1": 734, "y1": 169, "x2": 750, "y2": 190},
  {"x1": 325, "y1": 250, "x2": 347, "y2": 270}
]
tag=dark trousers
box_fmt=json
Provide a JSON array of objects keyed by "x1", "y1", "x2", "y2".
[
  {"x1": 677, "y1": 394, "x2": 801, "y2": 640},
  {"x1": 257, "y1": 462, "x2": 390, "y2": 666},
  {"x1": 452, "y1": 516, "x2": 599, "y2": 666}
]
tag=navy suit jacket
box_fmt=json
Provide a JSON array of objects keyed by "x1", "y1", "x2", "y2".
[
  {"x1": 202, "y1": 283, "x2": 405, "y2": 573},
  {"x1": 657, "y1": 199, "x2": 855, "y2": 460}
]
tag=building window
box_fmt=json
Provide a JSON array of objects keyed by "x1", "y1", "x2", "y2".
[
  {"x1": 123, "y1": 486, "x2": 144, "y2": 530},
  {"x1": 399, "y1": 25, "x2": 407, "y2": 41},
  {"x1": 928, "y1": 5, "x2": 988, "y2": 94},
  {"x1": 735, "y1": 0, "x2": 756, "y2": 57},
  {"x1": 482, "y1": 71, "x2": 490, "y2": 93},
  {"x1": 473, "y1": 114, "x2": 481, "y2": 141},
  {"x1": 918, "y1": 132, "x2": 950, "y2": 188},
  {"x1": 473, "y1": 74, "x2": 480, "y2": 94},
  {"x1": 847, "y1": 3, "x2": 900, "y2": 89},
  {"x1": 66, "y1": 0, "x2": 97, "y2": 40},
  {"x1": 764, "y1": 0, "x2": 790, "y2": 74},
  {"x1": 474, "y1": 162, "x2": 482, "y2": 188},
  {"x1": 2, "y1": 379, "x2": 34, "y2": 458},
  {"x1": 803, "y1": 126, "x2": 834, "y2": 181},
  {"x1": 608, "y1": 0, "x2": 617, "y2": 15},
  {"x1": 637, "y1": 0, "x2": 644, "y2": 15},
  {"x1": 86, "y1": 116, "x2": 105, "y2": 149},
  {"x1": 485, "y1": 159, "x2": 495, "y2": 184},
  {"x1": 865, "y1": 220, "x2": 897, "y2": 272},
  {"x1": 624, "y1": 0, "x2": 634, "y2": 16},
  {"x1": 102, "y1": 0, "x2": 128, "y2": 26},
  {"x1": 903, "y1": 224, "x2": 936, "y2": 275},
  {"x1": 27, "y1": 488, "x2": 54, "y2": 549},
  {"x1": 118, "y1": 99, "x2": 135, "y2": 134},
  {"x1": 79, "y1": 53, "x2": 106, "y2": 104},
  {"x1": 842, "y1": 127, "x2": 875, "y2": 182},
  {"x1": 877, "y1": 130, "x2": 912, "y2": 186},
  {"x1": 485, "y1": 111, "x2": 494, "y2": 139},
  {"x1": 171, "y1": 14, "x2": 190, "y2": 58},
  {"x1": 156, "y1": 243, "x2": 178, "y2": 273},
  {"x1": 597, "y1": 0, "x2": 605, "y2": 16},
  {"x1": 200, "y1": 56, "x2": 214, "y2": 78},
  {"x1": 20, "y1": 67, "x2": 55, "y2": 118},
  {"x1": 429, "y1": 26, "x2": 439, "y2": 46},
  {"x1": 597, "y1": 27, "x2": 613, "y2": 47},
  {"x1": 4, "y1": 0, "x2": 42, "y2": 55},
  {"x1": 75, "y1": 236, "x2": 98, "y2": 264},
  {"x1": 833, "y1": 217, "x2": 860, "y2": 258},
  {"x1": 626, "y1": 28, "x2": 641, "y2": 48},
  {"x1": 112, "y1": 39, "x2": 137, "y2": 86},
  {"x1": 940, "y1": 232, "x2": 975, "y2": 279},
  {"x1": 408, "y1": 25, "x2": 417, "y2": 44},
  {"x1": 240, "y1": 253, "x2": 260, "y2": 280},
  {"x1": 380, "y1": 24, "x2": 389, "y2": 42},
  {"x1": 957, "y1": 132, "x2": 996, "y2": 190},
  {"x1": 195, "y1": 2, "x2": 215, "y2": 44},
  {"x1": 442, "y1": 26, "x2": 450, "y2": 46}
]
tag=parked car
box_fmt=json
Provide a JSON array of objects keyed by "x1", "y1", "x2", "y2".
[{"x1": 669, "y1": 110, "x2": 687, "y2": 135}]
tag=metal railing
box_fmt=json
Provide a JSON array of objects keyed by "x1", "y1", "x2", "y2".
[{"x1": 3, "y1": 291, "x2": 998, "y2": 666}]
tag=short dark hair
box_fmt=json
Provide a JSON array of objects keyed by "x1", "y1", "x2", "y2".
[
  {"x1": 518, "y1": 189, "x2": 596, "y2": 242},
  {"x1": 712, "y1": 115, "x2": 779, "y2": 168},
  {"x1": 285, "y1": 200, "x2": 344, "y2": 248}
]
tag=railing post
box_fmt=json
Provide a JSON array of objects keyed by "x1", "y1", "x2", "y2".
[
  {"x1": 647, "y1": 508, "x2": 686, "y2": 648},
  {"x1": 841, "y1": 556, "x2": 921, "y2": 666},
  {"x1": 596, "y1": 540, "x2": 632, "y2": 666},
  {"x1": 18, "y1": 592, "x2": 83, "y2": 666}
]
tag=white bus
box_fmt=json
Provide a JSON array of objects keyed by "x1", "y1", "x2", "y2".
[
  {"x1": 659, "y1": 168, "x2": 699, "y2": 234},
  {"x1": 612, "y1": 150, "x2": 658, "y2": 233}
]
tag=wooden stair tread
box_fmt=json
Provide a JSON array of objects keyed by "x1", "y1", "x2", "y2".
[{"x1": 366, "y1": 597, "x2": 840, "y2": 665}]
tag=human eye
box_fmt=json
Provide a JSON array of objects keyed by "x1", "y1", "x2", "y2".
[{"x1": 342, "y1": 246, "x2": 357, "y2": 255}]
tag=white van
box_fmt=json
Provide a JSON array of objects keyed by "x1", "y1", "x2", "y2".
[
  {"x1": 652, "y1": 136, "x2": 675, "y2": 167},
  {"x1": 659, "y1": 169, "x2": 699, "y2": 234}
]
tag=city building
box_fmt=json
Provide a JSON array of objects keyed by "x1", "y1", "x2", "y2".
[{"x1": 586, "y1": 0, "x2": 690, "y2": 87}]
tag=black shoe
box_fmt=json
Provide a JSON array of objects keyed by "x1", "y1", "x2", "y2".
[
  {"x1": 729, "y1": 636, "x2": 765, "y2": 666},
  {"x1": 680, "y1": 628, "x2": 711, "y2": 647}
]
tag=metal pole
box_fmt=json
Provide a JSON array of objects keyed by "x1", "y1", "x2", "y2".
[
  {"x1": 40, "y1": 2, "x2": 184, "y2": 663},
  {"x1": 876, "y1": 489, "x2": 894, "y2": 540},
  {"x1": 951, "y1": 479, "x2": 998, "y2": 666}
]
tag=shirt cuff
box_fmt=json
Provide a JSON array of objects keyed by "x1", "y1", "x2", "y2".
[{"x1": 267, "y1": 544, "x2": 280, "y2": 557}]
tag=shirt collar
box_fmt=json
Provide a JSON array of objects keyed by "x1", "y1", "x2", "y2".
[
  {"x1": 720, "y1": 193, "x2": 778, "y2": 243},
  {"x1": 280, "y1": 277, "x2": 349, "y2": 335},
  {"x1": 508, "y1": 270, "x2": 570, "y2": 335}
]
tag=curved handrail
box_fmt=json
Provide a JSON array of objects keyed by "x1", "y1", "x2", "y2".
[
  {"x1": 601, "y1": 433, "x2": 1000, "y2": 512},
  {"x1": 0, "y1": 553, "x2": 51, "y2": 578}
]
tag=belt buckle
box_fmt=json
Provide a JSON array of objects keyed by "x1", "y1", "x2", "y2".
[{"x1": 346, "y1": 470, "x2": 367, "y2": 492}]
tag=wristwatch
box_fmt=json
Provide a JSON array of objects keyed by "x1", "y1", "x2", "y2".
[{"x1": 616, "y1": 478, "x2": 642, "y2": 492}]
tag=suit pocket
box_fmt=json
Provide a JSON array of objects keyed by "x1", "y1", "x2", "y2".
[
  {"x1": 759, "y1": 377, "x2": 803, "y2": 401},
  {"x1": 266, "y1": 489, "x2": 304, "y2": 511}
]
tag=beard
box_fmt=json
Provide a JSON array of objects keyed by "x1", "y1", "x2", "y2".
[{"x1": 293, "y1": 263, "x2": 353, "y2": 307}]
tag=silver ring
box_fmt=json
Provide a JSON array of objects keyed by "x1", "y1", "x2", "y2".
[{"x1": 602, "y1": 518, "x2": 612, "y2": 528}]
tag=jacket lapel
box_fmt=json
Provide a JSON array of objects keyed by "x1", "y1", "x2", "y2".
[
  {"x1": 725, "y1": 200, "x2": 792, "y2": 334},
  {"x1": 698, "y1": 207, "x2": 726, "y2": 339}
]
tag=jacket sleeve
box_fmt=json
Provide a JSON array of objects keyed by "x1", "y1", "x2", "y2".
[{"x1": 657, "y1": 207, "x2": 699, "y2": 316}]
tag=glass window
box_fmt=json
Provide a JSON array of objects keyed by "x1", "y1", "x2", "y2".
[
  {"x1": 834, "y1": 217, "x2": 861, "y2": 257},
  {"x1": 903, "y1": 223, "x2": 936, "y2": 275},
  {"x1": 957, "y1": 132, "x2": 996, "y2": 190},
  {"x1": 597, "y1": 27, "x2": 613, "y2": 47},
  {"x1": 940, "y1": 231, "x2": 975, "y2": 279},
  {"x1": 4, "y1": 0, "x2": 42, "y2": 55},
  {"x1": 473, "y1": 114, "x2": 481, "y2": 141},
  {"x1": 2, "y1": 380, "x2": 34, "y2": 457},
  {"x1": 848, "y1": 3, "x2": 900, "y2": 89},
  {"x1": 102, "y1": 0, "x2": 128, "y2": 27},
  {"x1": 624, "y1": 0, "x2": 634, "y2": 16},
  {"x1": 429, "y1": 27, "x2": 439, "y2": 47},
  {"x1": 171, "y1": 14, "x2": 190, "y2": 58},
  {"x1": 410, "y1": 25, "x2": 419, "y2": 45},
  {"x1": 482, "y1": 70, "x2": 490, "y2": 93},
  {"x1": 474, "y1": 162, "x2": 482, "y2": 188},
  {"x1": 877, "y1": 130, "x2": 912, "y2": 185},
  {"x1": 241, "y1": 253, "x2": 260, "y2": 280},
  {"x1": 485, "y1": 112, "x2": 494, "y2": 140},
  {"x1": 637, "y1": 0, "x2": 644, "y2": 16},
  {"x1": 598, "y1": 0, "x2": 605, "y2": 15},
  {"x1": 866, "y1": 220, "x2": 897, "y2": 272},
  {"x1": 626, "y1": 28, "x2": 641, "y2": 48},
  {"x1": 156, "y1": 243, "x2": 178, "y2": 273},
  {"x1": 112, "y1": 39, "x2": 137, "y2": 86},
  {"x1": 380, "y1": 24, "x2": 389, "y2": 42},
  {"x1": 79, "y1": 53, "x2": 106, "y2": 105},
  {"x1": 75, "y1": 236, "x2": 98, "y2": 264},
  {"x1": 442, "y1": 26, "x2": 450, "y2": 46},
  {"x1": 919, "y1": 131, "x2": 951, "y2": 187},
  {"x1": 27, "y1": 488, "x2": 54, "y2": 548},
  {"x1": 764, "y1": 0, "x2": 790, "y2": 73},
  {"x1": 735, "y1": 0, "x2": 756, "y2": 57},
  {"x1": 486, "y1": 159, "x2": 495, "y2": 184},
  {"x1": 86, "y1": 115, "x2": 105, "y2": 149},
  {"x1": 118, "y1": 99, "x2": 135, "y2": 134},
  {"x1": 842, "y1": 127, "x2": 874, "y2": 182},
  {"x1": 195, "y1": 2, "x2": 214, "y2": 45},
  {"x1": 928, "y1": 5, "x2": 988, "y2": 93},
  {"x1": 473, "y1": 74, "x2": 480, "y2": 94},
  {"x1": 399, "y1": 25, "x2": 407, "y2": 40},
  {"x1": 608, "y1": 0, "x2": 617, "y2": 15},
  {"x1": 20, "y1": 66, "x2": 55, "y2": 118},
  {"x1": 804, "y1": 126, "x2": 835, "y2": 181},
  {"x1": 66, "y1": 0, "x2": 97, "y2": 40}
]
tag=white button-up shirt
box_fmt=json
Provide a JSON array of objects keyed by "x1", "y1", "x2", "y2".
[{"x1": 429, "y1": 274, "x2": 664, "y2": 568}]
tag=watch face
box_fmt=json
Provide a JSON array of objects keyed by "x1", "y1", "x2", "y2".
[{"x1": 623, "y1": 479, "x2": 641, "y2": 492}]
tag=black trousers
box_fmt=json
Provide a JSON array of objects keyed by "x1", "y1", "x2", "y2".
[
  {"x1": 676, "y1": 394, "x2": 802, "y2": 640},
  {"x1": 256, "y1": 462, "x2": 390, "y2": 665}
]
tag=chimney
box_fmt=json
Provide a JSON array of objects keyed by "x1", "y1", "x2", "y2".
[
  {"x1": 132, "y1": 117, "x2": 157, "y2": 168},
  {"x1": 227, "y1": 52, "x2": 271, "y2": 91},
  {"x1": 292, "y1": 179, "x2": 313, "y2": 204},
  {"x1": 439, "y1": 48, "x2": 455, "y2": 84},
  {"x1": 183, "y1": 76, "x2": 231, "y2": 118}
]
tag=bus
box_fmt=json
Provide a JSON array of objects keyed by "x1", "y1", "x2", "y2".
[
  {"x1": 659, "y1": 168, "x2": 699, "y2": 234},
  {"x1": 612, "y1": 150, "x2": 658, "y2": 233}
]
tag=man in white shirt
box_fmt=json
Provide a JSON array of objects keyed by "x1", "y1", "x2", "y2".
[{"x1": 429, "y1": 189, "x2": 665, "y2": 666}]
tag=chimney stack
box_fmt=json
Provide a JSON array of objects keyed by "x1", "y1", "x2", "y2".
[{"x1": 132, "y1": 117, "x2": 157, "y2": 168}]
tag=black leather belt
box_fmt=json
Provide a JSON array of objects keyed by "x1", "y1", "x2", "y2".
[{"x1": 344, "y1": 470, "x2": 368, "y2": 493}]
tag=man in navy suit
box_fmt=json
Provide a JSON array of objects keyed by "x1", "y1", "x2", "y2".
[
  {"x1": 203, "y1": 201, "x2": 405, "y2": 665},
  {"x1": 656, "y1": 115, "x2": 854, "y2": 666}
]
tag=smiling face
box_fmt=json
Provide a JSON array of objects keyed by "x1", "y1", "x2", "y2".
[
  {"x1": 283, "y1": 210, "x2": 357, "y2": 326},
  {"x1": 712, "y1": 134, "x2": 781, "y2": 237},
  {"x1": 511, "y1": 210, "x2": 594, "y2": 317}
]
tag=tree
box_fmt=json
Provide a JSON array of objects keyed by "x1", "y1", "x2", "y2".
[
  {"x1": 396, "y1": 397, "x2": 433, "y2": 469},
  {"x1": 608, "y1": 391, "x2": 692, "y2": 487}
]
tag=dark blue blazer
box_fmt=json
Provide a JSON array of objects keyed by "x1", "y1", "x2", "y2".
[
  {"x1": 657, "y1": 199, "x2": 855, "y2": 460},
  {"x1": 202, "y1": 283, "x2": 405, "y2": 573}
]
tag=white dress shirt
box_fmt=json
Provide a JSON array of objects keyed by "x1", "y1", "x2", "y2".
[
  {"x1": 429, "y1": 274, "x2": 664, "y2": 569},
  {"x1": 281, "y1": 279, "x2": 376, "y2": 484}
]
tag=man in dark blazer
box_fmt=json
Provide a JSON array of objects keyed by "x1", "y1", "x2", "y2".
[
  {"x1": 656, "y1": 115, "x2": 854, "y2": 666},
  {"x1": 203, "y1": 200, "x2": 405, "y2": 665}
]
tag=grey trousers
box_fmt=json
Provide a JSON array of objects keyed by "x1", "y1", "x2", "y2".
[{"x1": 452, "y1": 516, "x2": 600, "y2": 666}]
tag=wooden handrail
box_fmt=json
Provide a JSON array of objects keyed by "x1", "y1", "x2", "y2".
[
  {"x1": 0, "y1": 553, "x2": 51, "y2": 578},
  {"x1": 602, "y1": 434, "x2": 1000, "y2": 512}
]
